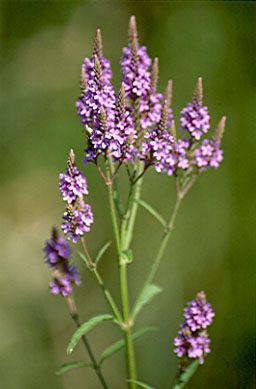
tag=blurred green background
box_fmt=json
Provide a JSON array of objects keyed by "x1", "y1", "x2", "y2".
[{"x1": 1, "y1": 1, "x2": 255, "y2": 388}]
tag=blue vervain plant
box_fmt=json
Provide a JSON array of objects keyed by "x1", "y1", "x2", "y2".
[{"x1": 43, "y1": 16, "x2": 226, "y2": 389}]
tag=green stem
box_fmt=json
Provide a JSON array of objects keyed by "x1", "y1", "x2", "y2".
[
  {"x1": 106, "y1": 160, "x2": 120, "y2": 251},
  {"x1": 66, "y1": 297, "x2": 108, "y2": 389},
  {"x1": 133, "y1": 177, "x2": 196, "y2": 317},
  {"x1": 105, "y1": 159, "x2": 138, "y2": 389},
  {"x1": 81, "y1": 238, "x2": 122, "y2": 323},
  {"x1": 125, "y1": 163, "x2": 144, "y2": 248}
]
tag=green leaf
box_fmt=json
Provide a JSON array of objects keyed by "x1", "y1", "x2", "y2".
[
  {"x1": 174, "y1": 360, "x2": 200, "y2": 389},
  {"x1": 56, "y1": 361, "x2": 92, "y2": 375},
  {"x1": 132, "y1": 284, "x2": 163, "y2": 320},
  {"x1": 127, "y1": 380, "x2": 156, "y2": 389},
  {"x1": 120, "y1": 249, "x2": 133, "y2": 264},
  {"x1": 100, "y1": 326, "x2": 156, "y2": 364},
  {"x1": 136, "y1": 199, "x2": 166, "y2": 227},
  {"x1": 78, "y1": 251, "x2": 90, "y2": 268},
  {"x1": 67, "y1": 314, "x2": 114, "y2": 355},
  {"x1": 95, "y1": 241, "x2": 112, "y2": 265}
]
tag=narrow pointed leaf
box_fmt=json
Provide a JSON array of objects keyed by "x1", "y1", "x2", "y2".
[
  {"x1": 127, "y1": 380, "x2": 156, "y2": 389},
  {"x1": 174, "y1": 360, "x2": 200, "y2": 389},
  {"x1": 132, "y1": 284, "x2": 163, "y2": 320},
  {"x1": 56, "y1": 361, "x2": 92, "y2": 375},
  {"x1": 100, "y1": 326, "x2": 157, "y2": 364},
  {"x1": 95, "y1": 241, "x2": 112, "y2": 265},
  {"x1": 78, "y1": 251, "x2": 90, "y2": 268},
  {"x1": 136, "y1": 199, "x2": 166, "y2": 227},
  {"x1": 67, "y1": 314, "x2": 114, "y2": 355}
]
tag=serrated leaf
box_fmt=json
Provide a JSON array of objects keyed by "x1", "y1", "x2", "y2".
[
  {"x1": 67, "y1": 314, "x2": 114, "y2": 355},
  {"x1": 100, "y1": 326, "x2": 156, "y2": 364},
  {"x1": 95, "y1": 241, "x2": 112, "y2": 265},
  {"x1": 56, "y1": 361, "x2": 92, "y2": 375},
  {"x1": 132, "y1": 284, "x2": 163, "y2": 320},
  {"x1": 136, "y1": 199, "x2": 166, "y2": 228},
  {"x1": 127, "y1": 380, "x2": 156, "y2": 389},
  {"x1": 78, "y1": 251, "x2": 90, "y2": 268},
  {"x1": 120, "y1": 249, "x2": 133, "y2": 264}
]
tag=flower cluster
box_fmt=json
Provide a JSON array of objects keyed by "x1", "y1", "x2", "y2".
[
  {"x1": 43, "y1": 228, "x2": 80, "y2": 297},
  {"x1": 59, "y1": 150, "x2": 93, "y2": 243},
  {"x1": 194, "y1": 139, "x2": 223, "y2": 169},
  {"x1": 180, "y1": 101, "x2": 210, "y2": 140},
  {"x1": 76, "y1": 17, "x2": 224, "y2": 180},
  {"x1": 173, "y1": 291, "x2": 214, "y2": 364}
]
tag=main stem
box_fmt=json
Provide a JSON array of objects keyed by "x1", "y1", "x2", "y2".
[
  {"x1": 67, "y1": 298, "x2": 108, "y2": 389},
  {"x1": 106, "y1": 161, "x2": 138, "y2": 389}
]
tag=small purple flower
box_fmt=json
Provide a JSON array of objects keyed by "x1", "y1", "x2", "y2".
[
  {"x1": 175, "y1": 138, "x2": 190, "y2": 170},
  {"x1": 49, "y1": 277, "x2": 72, "y2": 297},
  {"x1": 194, "y1": 139, "x2": 223, "y2": 169},
  {"x1": 43, "y1": 228, "x2": 70, "y2": 266},
  {"x1": 59, "y1": 164, "x2": 88, "y2": 204},
  {"x1": 174, "y1": 327, "x2": 211, "y2": 364},
  {"x1": 62, "y1": 200, "x2": 94, "y2": 243},
  {"x1": 142, "y1": 127, "x2": 175, "y2": 175},
  {"x1": 184, "y1": 291, "x2": 215, "y2": 332},
  {"x1": 180, "y1": 101, "x2": 210, "y2": 140},
  {"x1": 121, "y1": 45, "x2": 151, "y2": 101},
  {"x1": 173, "y1": 291, "x2": 214, "y2": 364},
  {"x1": 44, "y1": 229, "x2": 81, "y2": 297}
]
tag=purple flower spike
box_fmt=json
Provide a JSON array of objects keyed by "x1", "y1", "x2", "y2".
[
  {"x1": 180, "y1": 78, "x2": 210, "y2": 140},
  {"x1": 184, "y1": 291, "x2": 215, "y2": 332},
  {"x1": 76, "y1": 30, "x2": 116, "y2": 163},
  {"x1": 44, "y1": 228, "x2": 70, "y2": 267},
  {"x1": 59, "y1": 154, "x2": 88, "y2": 204},
  {"x1": 173, "y1": 291, "x2": 214, "y2": 364},
  {"x1": 180, "y1": 101, "x2": 210, "y2": 140},
  {"x1": 62, "y1": 200, "x2": 94, "y2": 243},
  {"x1": 43, "y1": 228, "x2": 81, "y2": 297},
  {"x1": 194, "y1": 139, "x2": 223, "y2": 170}
]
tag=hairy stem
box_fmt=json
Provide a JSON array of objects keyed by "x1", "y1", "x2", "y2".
[{"x1": 66, "y1": 297, "x2": 108, "y2": 389}]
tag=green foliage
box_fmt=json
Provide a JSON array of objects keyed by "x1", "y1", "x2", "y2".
[
  {"x1": 174, "y1": 360, "x2": 200, "y2": 389},
  {"x1": 78, "y1": 251, "x2": 90, "y2": 268},
  {"x1": 67, "y1": 314, "x2": 114, "y2": 355},
  {"x1": 132, "y1": 284, "x2": 163, "y2": 320},
  {"x1": 120, "y1": 249, "x2": 134, "y2": 264},
  {"x1": 136, "y1": 199, "x2": 166, "y2": 227},
  {"x1": 100, "y1": 326, "x2": 157, "y2": 364},
  {"x1": 95, "y1": 241, "x2": 112, "y2": 265},
  {"x1": 56, "y1": 361, "x2": 92, "y2": 375},
  {"x1": 127, "y1": 380, "x2": 156, "y2": 389}
]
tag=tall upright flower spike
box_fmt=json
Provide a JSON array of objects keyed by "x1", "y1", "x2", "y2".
[
  {"x1": 76, "y1": 29, "x2": 115, "y2": 163},
  {"x1": 180, "y1": 77, "x2": 210, "y2": 140},
  {"x1": 173, "y1": 291, "x2": 214, "y2": 364},
  {"x1": 43, "y1": 228, "x2": 81, "y2": 297},
  {"x1": 108, "y1": 84, "x2": 136, "y2": 162},
  {"x1": 60, "y1": 150, "x2": 94, "y2": 243},
  {"x1": 121, "y1": 15, "x2": 167, "y2": 138}
]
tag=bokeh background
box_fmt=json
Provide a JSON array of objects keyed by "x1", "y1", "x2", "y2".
[{"x1": 1, "y1": 1, "x2": 255, "y2": 388}]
